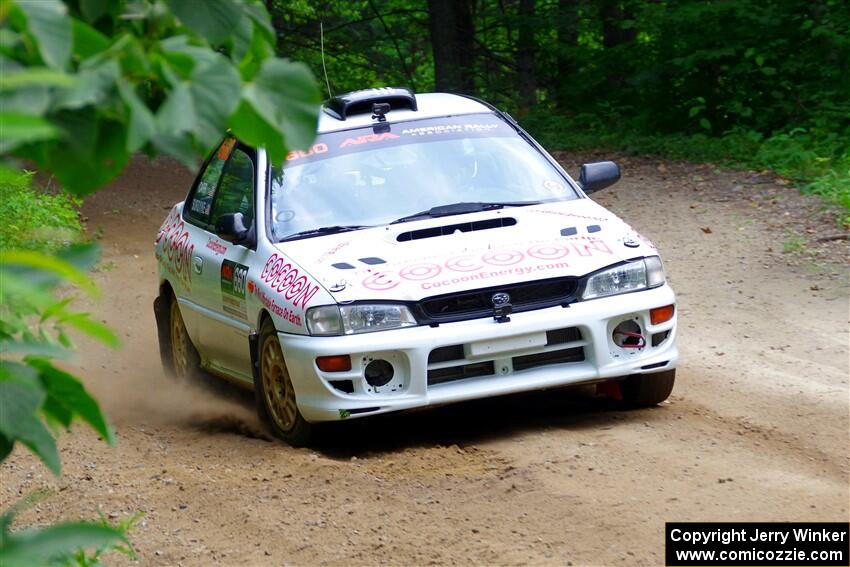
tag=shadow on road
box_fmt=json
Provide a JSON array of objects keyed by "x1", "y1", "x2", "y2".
[{"x1": 188, "y1": 374, "x2": 661, "y2": 456}]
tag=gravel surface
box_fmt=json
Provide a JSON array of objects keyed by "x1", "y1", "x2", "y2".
[{"x1": 2, "y1": 154, "x2": 848, "y2": 566}]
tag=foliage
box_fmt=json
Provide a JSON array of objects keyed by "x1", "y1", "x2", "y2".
[
  {"x1": 63, "y1": 510, "x2": 141, "y2": 567},
  {"x1": 0, "y1": 492, "x2": 137, "y2": 567},
  {"x1": 1, "y1": 0, "x2": 321, "y2": 196},
  {"x1": 521, "y1": 110, "x2": 850, "y2": 226},
  {"x1": 268, "y1": 0, "x2": 850, "y2": 219},
  {"x1": 0, "y1": 244, "x2": 128, "y2": 565},
  {"x1": 0, "y1": 167, "x2": 81, "y2": 253},
  {"x1": 0, "y1": 244, "x2": 117, "y2": 474}
]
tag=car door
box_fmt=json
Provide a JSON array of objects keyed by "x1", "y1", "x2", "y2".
[
  {"x1": 192, "y1": 143, "x2": 258, "y2": 380},
  {"x1": 176, "y1": 138, "x2": 232, "y2": 348}
]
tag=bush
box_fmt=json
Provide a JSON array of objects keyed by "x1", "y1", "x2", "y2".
[
  {"x1": 521, "y1": 112, "x2": 850, "y2": 227},
  {"x1": 0, "y1": 168, "x2": 81, "y2": 253}
]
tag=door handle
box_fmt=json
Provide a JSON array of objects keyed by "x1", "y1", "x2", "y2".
[{"x1": 192, "y1": 255, "x2": 203, "y2": 274}]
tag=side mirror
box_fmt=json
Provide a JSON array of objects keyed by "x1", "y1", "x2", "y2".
[
  {"x1": 215, "y1": 212, "x2": 249, "y2": 243},
  {"x1": 578, "y1": 161, "x2": 621, "y2": 194}
]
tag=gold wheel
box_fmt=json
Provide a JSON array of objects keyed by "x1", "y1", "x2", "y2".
[
  {"x1": 170, "y1": 299, "x2": 190, "y2": 379},
  {"x1": 261, "y1": 335, "x2": 297, "y2": 431}
]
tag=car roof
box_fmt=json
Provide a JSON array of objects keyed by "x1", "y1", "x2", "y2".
[{"x1": 317, "y1": 92, "x2": 493, "y2": 134}]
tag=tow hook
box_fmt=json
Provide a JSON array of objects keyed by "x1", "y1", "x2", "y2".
[{"x1": 596, "y1": 380, "x2": 623, "y2": 400}]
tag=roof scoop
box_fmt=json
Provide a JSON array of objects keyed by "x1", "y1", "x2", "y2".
[{"x1": 324, "y1": 87, "x2": 417, "y2": 120}]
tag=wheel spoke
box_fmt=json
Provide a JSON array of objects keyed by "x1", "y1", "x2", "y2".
[{"x1": 261, "y1": 336, "x2": 298, "y2": 431}]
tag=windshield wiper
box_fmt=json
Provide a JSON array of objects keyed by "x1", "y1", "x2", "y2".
[
  {"x1": 278, "y1": 225, "x2": 371, "y2": 242},
  {"x1": 390, "y1": 201, "x2": 541, "y2": 224}
]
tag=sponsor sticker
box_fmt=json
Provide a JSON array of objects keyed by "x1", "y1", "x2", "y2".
[
  {"x1": 206, "y1": 237, "x2": 227, "y2": 255},
  {"x1": 259, "y1": 253, "x2": 321, "y2": 310},
  {"x1": 155, "y1": 208, "x2": 194, "y2": 290},
  {"x1": 221, "y1": 260, "x2": 249, "y2": 319}
]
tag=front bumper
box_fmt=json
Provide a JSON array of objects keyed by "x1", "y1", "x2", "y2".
[{"x1": 280, "y1": 284, "x2": 678, "y2": 422}]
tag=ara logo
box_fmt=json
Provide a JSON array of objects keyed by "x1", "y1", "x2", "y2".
[{"x1": 339, "y1": 133, "x2": 400, "y2": 148}]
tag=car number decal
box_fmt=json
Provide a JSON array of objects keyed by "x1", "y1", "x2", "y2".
[{"x1": 221, "y1": 260, "x2": 249, "y2": 319}]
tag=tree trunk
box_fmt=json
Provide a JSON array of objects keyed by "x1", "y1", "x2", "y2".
[
  {"x1": 517, "y1": 0, "x2": 536, "y2": 113},
  {"x1": 601, "y1": 0, "x2": 636, "y2": 48},
  {"x1": 427, "y1": 0, "x2": 475, "y2": 93},
  {"x1": 556, "y1": 0, "x2": 579, "y2": 109}
]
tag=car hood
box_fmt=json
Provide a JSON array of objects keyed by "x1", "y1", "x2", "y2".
[{"x1": 274, "y1": 199, "x2": 658, "y2": 303}]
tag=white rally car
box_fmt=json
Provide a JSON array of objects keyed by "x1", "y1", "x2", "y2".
[{"x1": 153, "y1": 88, "x2": 678, "y2": 445}]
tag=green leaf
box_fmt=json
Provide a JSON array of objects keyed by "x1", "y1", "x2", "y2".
[
  {"x1": 51, "y1": 58, "x2": 119, "y2": 110},
  {"x1": 0, "y1": 113, "x2": 59, "y2": 153},
  {"x1": 0, "y1": 432, "x2": 13, "y2": 462},
  {"x1": 229, "y1": 59, "x2": 319, "y2": 164},
  {"x1": 155, "y1": 82, "x2": 195, "y2": 137},
  {"x1": 0, "y1": 249, "x2": 96, "y2": 296},
  {"x1": 39, "y1": 297, "x2": 74, "y2": 323},
  {"x1": 79, "y1": 0, "x2": 110, "y2": 23},
  {"x1": 237, "y1": 22, "x2": 271, "y2": 81},
  {"x1": 29, "y1": 359, "x2": 114, "y2": 444},
  {"x1": 57, "y1": 313, "x2": 119, "y2": 348},
  {"x1": 71, "y1": 18, "x2": 110, "y2": 59},
  {"x1": 229, "y1": 97, "x2": 286, "y2": 164},
  {"x1": 165, "y1": 0, "x2": 242, "y2": 45},
  {"x1": 43, "y1": 114, "x2": 130, "y2": 196},
  {"x1": 189, "y1": 55, "x2": 241, "y2": 146},
  {"x1": 0, "y1": 522, "x2": 124, "y2": 567},
  {"x1": 0, "y1": 84, "x2": 51, "y2": 115},
  {"x1": 151, "y1": 132, "x2": 197, "y2": 170},
  {"x1": 154, "y1": 52, "x2": 240, "y2": 150},
  {"x1": 0, "y1": 68, "x2": 75, "y2": 91},
  {"x1": 41, "y1": 395, "x2": 73, "y2": 429},
  {"x1": 229, "y1": 12, "x2": 253, "y2": 62},
  {"x1": 0, "y1": 340, "x2": 71, "y2": 359},
  {"x1": 242, "y1": 0, "x2": 275, "y2": 46},
  {"x1": 0, "y1": 373, "x2": 60, "y2": 475},
  {"x1": 16, "y1": 0, "x2": 72, "y2": 70},
  {"x1": 251, "y1": 59, "x2": 320, "y2": 151},
  {"x1": 117, "y1": 81, "x2": 155, "y2": 152},
  {"x1": 699, "y1": 117, "x2": 712, "y2": 130}
]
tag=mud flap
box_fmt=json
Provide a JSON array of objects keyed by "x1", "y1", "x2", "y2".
[
  {"x1": 153, "y1": 295, "x2": 173, "y2": 373},
  {"x1": 248, "y1": 332, "x2": 260, "y2": 383}
]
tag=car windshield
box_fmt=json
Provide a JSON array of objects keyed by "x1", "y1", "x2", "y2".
[{"x1": 268, "y1": 112, "x2": 577, "y2": 241}]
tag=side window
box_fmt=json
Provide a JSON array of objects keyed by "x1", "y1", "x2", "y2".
[
  {"x1": 185, "y1": 138, "x2": 236, "y2": 225},
  {"x1": 210, "y1": 148, "x2": 255, "y2": 230}
]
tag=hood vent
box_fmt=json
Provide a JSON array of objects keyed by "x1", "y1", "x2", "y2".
[{"x1": 397, "y1": 217, "x2": 517, "y2": 243}]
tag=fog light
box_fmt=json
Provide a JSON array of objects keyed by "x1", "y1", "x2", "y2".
[
  {"x1": 364, "y1": 359, "x2": 394, "y2": 387},
  {"x1": 316, "y1": 355, "x2": 351, "y2": 372},
  {"x1": 612, "y1": 320, "x2": 645, "y2": 349},
  {"x1": 650, "y1": 304, "x2": 675, "y2": 325}
]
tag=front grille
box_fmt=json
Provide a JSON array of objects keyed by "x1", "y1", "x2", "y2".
[
  {"x1": 428, "y1": 344, "x2": 464, "y2": 364},
  {"x1": 428, "y1": 361, "x2": 494, "y2": 385},
  {"x1": 426, "y1": 327, "x2": 585, "y2": 387},
  {"x1": 417, "y1": 277, "x2": 578, "y2": 323},
  {"x1": 546, "y1": 327, "x2": 582, "y2": 345},
  {"x1": 512, "y1": 347, "x2": 585, "y2": 372}
]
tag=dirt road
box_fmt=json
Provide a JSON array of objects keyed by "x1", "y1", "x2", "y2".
[{"x1": 2, "y1": 155, "x2": 848, "y2": 566}]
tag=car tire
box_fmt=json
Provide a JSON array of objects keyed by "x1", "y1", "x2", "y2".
[
  {"x1": 254, "y1": 318, "x2": 314, "y2": 447},
  {"x1": 168, "y1": 295, "x2": 203, "y2": 382},
  {"x1": 620, "y1": 369, "x2": 675, "y2": 406}
]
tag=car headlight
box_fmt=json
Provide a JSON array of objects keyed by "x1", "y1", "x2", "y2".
[
  {"x1": 581, "y1": 256, "x2": 665, "y2": 300},
  {"x1": 306, "y1": 304, "x2": 417, "y2": 336}
]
